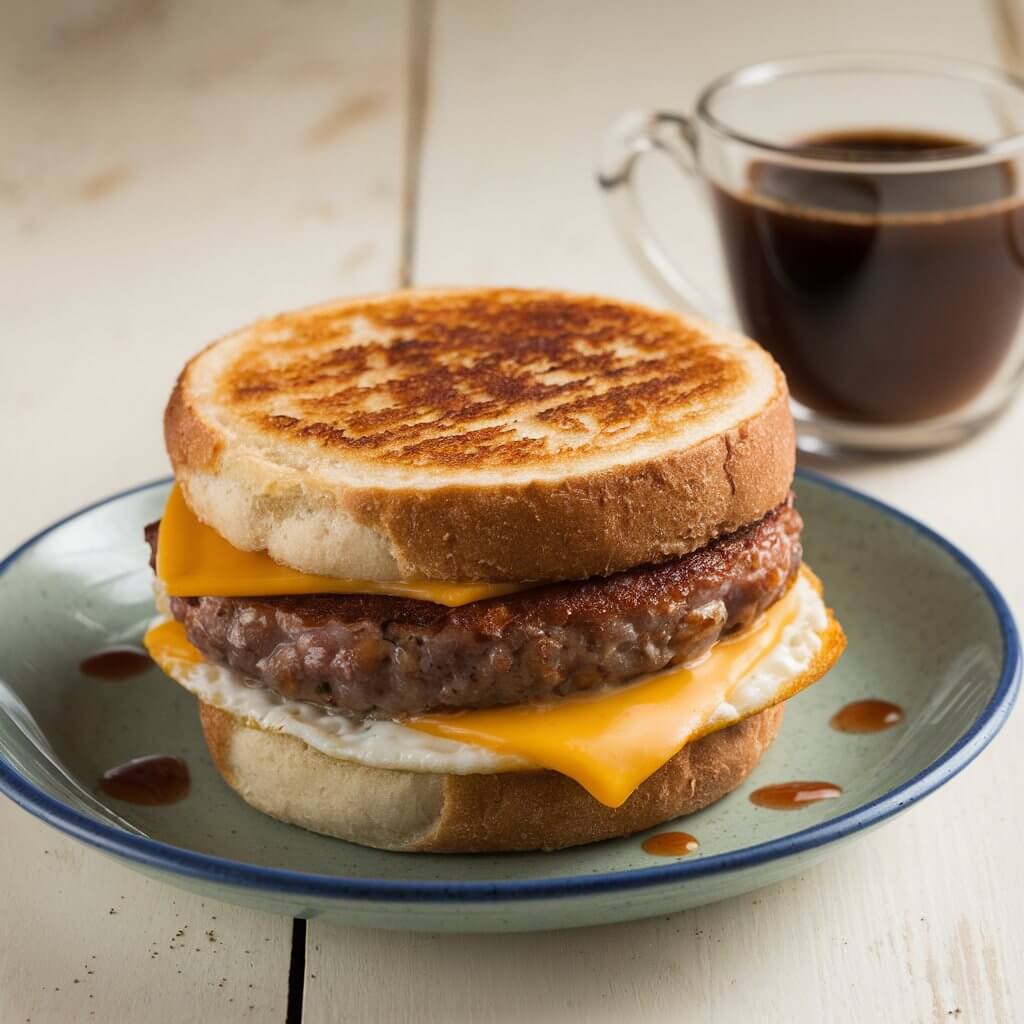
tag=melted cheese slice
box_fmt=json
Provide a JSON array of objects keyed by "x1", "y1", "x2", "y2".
[
  {"x1": 407, "y1": 580, "x2": 802, "y2": 807},
  {"x1": 146, "y1": 618, "x2": 205, "y2": 667},
  {"x1": 145, "y1": 573, "x2": 825, "y2": 809},
  {"x1": 157, "y1": 484, "x2": 528, "y2": 606}
]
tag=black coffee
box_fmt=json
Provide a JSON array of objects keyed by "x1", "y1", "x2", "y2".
[{"x1": 712, "y1": 130, "x2": 1024, "y2": 422}]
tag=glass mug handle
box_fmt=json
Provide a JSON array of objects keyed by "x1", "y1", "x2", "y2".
[{"x1": 598, "y1": 110, "x2": 733, "y2": 325}]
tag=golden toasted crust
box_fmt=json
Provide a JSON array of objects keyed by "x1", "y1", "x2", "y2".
[
  {"x1": 166, "y1": 374, "x2": 222, "y2": 472},
  {"x1": 196, "y1": 603, "x2": 844, "y2": 853},
  {"x1": 180, "y1": 290, "x2": 754, "y2": 472},
  {"x1": 167, "y1": 288, "x2": 794, "y2": 582}
]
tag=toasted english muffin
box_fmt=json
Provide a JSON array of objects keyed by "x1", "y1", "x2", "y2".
[{"x1": 166, "y1": 288, "x2": 793, "y2": 583}]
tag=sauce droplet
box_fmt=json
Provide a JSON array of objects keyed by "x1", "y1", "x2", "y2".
[
  {"x1": 99, "y1": 755, "x2": 190, "y2": 805},
  {"x1": 80, "y1": 646, "x2": 153, "y2": 681},
  {"x1": 830, "y1": 699, "x2": 904, "y2": 733},
  {"x1": 749, "y1": 781, "x2": 842, "y2": 810},
  {"x1": 641, "y1": 831, "x2": 699, "y2": 856}
]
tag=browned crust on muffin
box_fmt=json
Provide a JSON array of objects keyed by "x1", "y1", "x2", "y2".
[
  {"x1": 171, "y1": 384, "x2": 793, "y2": 580},
  {"x1": 339, "y1": 384, "x2": 793, "y2": 581},
  {"x1": 196, "y1": 605, "x2": 844, "y2": 853},
  {"x1": 202, "y1": 289, "x2": 752, "y2": 472},
  {"x1": 165, "y1": 288, "x2": 794, "y2": 582},
  {"x1": 165, "y1": 372, "x2": 222, "y2": 474}
]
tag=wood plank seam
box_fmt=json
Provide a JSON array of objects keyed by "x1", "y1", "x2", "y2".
[
  {"x1": 401, "y1": 0, "x2": 435, "y2": 287},
  {"x1": 287, "y1": 918, "x2": 307, "y2": 1023},
  {"x1": 297, "y1": 2, "x2": 428, "y2": 1018}
]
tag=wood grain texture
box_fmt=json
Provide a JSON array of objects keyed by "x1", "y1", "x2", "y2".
[
  {"x1": 2, "y1": 0, "x2": 1022, "y2": 1021},
  {"x1": 0, "y1": 0, "x2": 407, "y2": 543},
  {"x1": 0, "y1": 802, "x2": 290, "y2": 1023},
  {"x1": 0, "y1": 1, "x2": 409, "y2": 1022},
  {"x1": 300, "y1": 0, "x2": 1024, "y2": 1021}
]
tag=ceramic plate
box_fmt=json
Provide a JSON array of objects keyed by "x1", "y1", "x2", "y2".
[{"x1": 0, "y1": 472, "x2": 1018, "y2": 932}]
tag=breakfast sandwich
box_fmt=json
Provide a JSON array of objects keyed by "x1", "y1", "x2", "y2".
[{"x1": 144, "y1": 287, "x2": 845, "y2": 852}]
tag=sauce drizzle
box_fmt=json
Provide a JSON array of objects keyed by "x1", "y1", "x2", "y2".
[
  {"x1": 98, "y1": 755, "x2": 190, "y2": 806},
  {"x1": 642, "y1": 831, "x2": 699, "y2": 856},
  {"x1": 749, "y1": 781, "x2": 842, "y2": 810},
  {"x1": 80, "y1": 646, "x2": 153, "y2": 681},
  {"x1": 830, "y1": 699, "x2": 904, "y2": 733}
]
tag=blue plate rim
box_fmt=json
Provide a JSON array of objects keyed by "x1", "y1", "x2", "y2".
[{"x1": 0, "y1": 469, "x2": 1019, "y2": 904}]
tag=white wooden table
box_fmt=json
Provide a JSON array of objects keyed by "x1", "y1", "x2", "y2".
[{"x1": 2, "y1": 2, "x2": 1022, "y2": 1020}]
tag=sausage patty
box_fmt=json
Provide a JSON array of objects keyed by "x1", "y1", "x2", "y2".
[{"x1": 148, "y1": 496, "x2": 801, "y2": 718}]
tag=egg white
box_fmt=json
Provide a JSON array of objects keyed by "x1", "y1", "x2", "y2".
[{"x1": 156, "y1": 573, "x2": 826, "y2": 775}]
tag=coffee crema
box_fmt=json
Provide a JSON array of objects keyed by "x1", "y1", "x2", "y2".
[{"x1": 712, "y1": 129, "x2": 1024, "y2": 422}]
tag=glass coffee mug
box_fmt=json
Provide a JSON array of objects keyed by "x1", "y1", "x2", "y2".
[{"x1": 599, "y1": 54, "x2": 1024, "y2": 452}]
